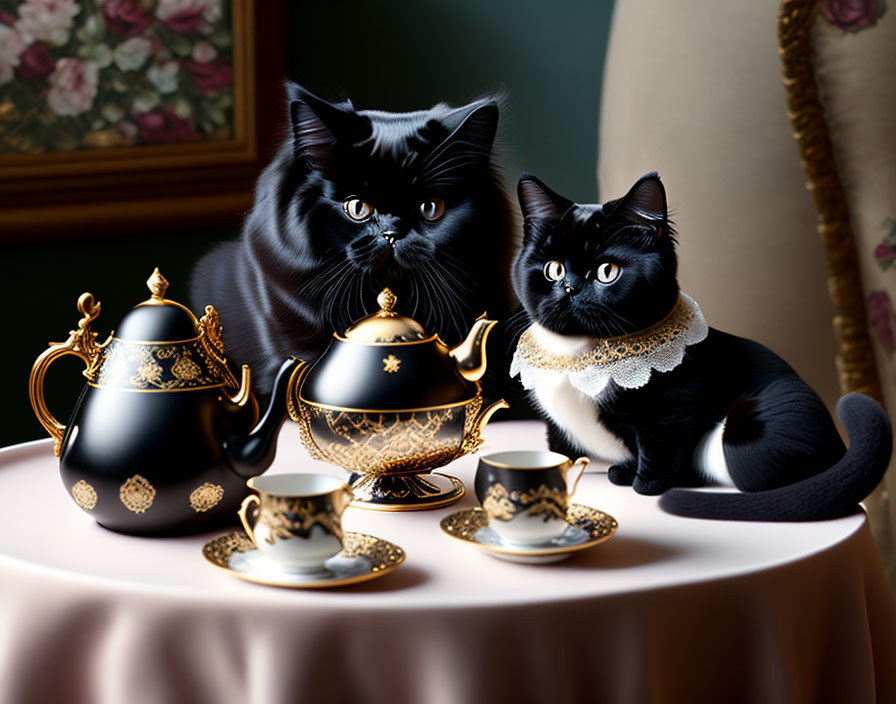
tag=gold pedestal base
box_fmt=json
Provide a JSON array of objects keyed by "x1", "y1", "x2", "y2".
[{"x1": 347, "y1": 472, "x2": 465, "y2": 511}]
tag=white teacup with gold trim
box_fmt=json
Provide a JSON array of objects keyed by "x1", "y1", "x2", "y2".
[
  {"x1": 238, "y1": 474, "x2": 353, "y2": 573},
  {"x1": 474, "y1": 451, "x2": 589, "y2": 545}
]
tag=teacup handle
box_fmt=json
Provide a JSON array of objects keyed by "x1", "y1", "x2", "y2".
[
  {"x1": 334, "y1": 485, "x2": 354, "y2": 517},
  {"x1": 238, "y1": 494, "x2": 260, "y2": 545},
  {"x1": 565, "y1": 457, "x2": 590, "y2": 500}
]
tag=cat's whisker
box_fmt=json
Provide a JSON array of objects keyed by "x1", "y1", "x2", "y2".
[
  {"x1": 419, "y1": 261, "x2": 466, "y2": 341},
  {"x1": 435, "y1": 249, "x2": 489, "y2": 293},
  {"x1": 302, "y1": 259, "x2": 355, "y2": 303}
]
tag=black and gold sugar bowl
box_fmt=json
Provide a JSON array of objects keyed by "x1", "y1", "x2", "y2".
[
  {"x1": 287, "y1": 288, "x2": 508, "y2": 511},
  {"x1": 28, "y1": 269, "x2": 300, "y2": 536}
]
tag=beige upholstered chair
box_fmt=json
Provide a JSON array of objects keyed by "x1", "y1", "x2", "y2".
[{"x1": 598, "y1": 0, "x2": 895, "y2": 587}]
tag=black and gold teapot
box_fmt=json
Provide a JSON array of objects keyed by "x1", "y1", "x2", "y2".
[
  {"x1": 287, "y1": 288, "x2": 508, "y2": 510},
  {"x1": 28, "y1": 269, "x2": 299, "y2": 536}
]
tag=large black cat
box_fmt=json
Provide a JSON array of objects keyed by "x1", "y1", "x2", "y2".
[
  {"x1": 191, "y1": 83, "x2": 516, "y2": 396},
  {"x1": 510, "y1": 171, "x2": 891, "y2": 521}
]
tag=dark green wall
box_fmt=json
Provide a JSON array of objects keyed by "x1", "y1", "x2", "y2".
[
  {"x1": 2, "y1": 1, "x2": 614, "y2": 448},
  {"x1": 289, "y1": 0, "x2": 614, "y2": 202}
]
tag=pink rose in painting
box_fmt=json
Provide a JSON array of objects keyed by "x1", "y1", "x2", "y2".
[
  {"x1": 186, "y1": 59, "x2": 231, "y2": 96},
  {"x1": 136, "y1": 106, "x2": 200, "y2": 143},
  {"x1": 822, "y1": 0, "x2": 884, "y2": 31},
  {"x1": 191, "y1": 41, "x2": 216, "y2": 64},
  {"x1": 117, "y1": 120, "x2": 138, "y2": 141},
  {"x1": 47, "y1": 57, "x2": 98, "y2": 116},
  {"x1": 15, "y1": 0, "x2": 80, "y2": 46},
  {"x1": 0, "y1": 25, "x2": 25, "y2": 86},
  {"x1": 16, "y1": 42, "x2": 53, "y2": 79},
  {"x1": 103, "y1": 0, "x2": 154, "y2": 39},
  {"x1": 868, "y1": 290, "x2": 896, "y2": 355},
  {"x1": 155, "y1": 0, "x2": 206, "y2": 33}
]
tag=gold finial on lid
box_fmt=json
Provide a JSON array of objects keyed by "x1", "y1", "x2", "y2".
[
  {"x1": 377, "y1": 288, "x2": 397, "y2": 316},
  {"x1": 147, "y1": 268, "x2": 169, "y2": 300},
  {"x1": 342, "y1": 288, "x2": 425, "y2": 342}
]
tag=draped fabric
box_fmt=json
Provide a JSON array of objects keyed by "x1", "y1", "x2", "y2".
[{"x1": 1, "y1": 425, "x2": 894, "y2": 703}]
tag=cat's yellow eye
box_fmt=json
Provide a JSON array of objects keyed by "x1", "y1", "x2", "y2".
[
  {"x1": 544, "y1": 260, "x2": 566, "y2": 282},
  {"x1": 343, "y1": 197, "x2": 374, "y2": 222},
  {"x1": 419, "y1": 197, "x2": 446, "y2": 222},
  {"x1": 596, "y1": 262, "x2": 621, "y2": 284}
]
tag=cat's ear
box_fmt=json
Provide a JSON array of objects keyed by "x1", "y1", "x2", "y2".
[
  {"x1": 517, "y1": 173, "x2": 573, "y2": 223},
  {"x1": 443, "y1": 100, "x2": 499, "y2": 156},
  {"x1": 610, "y1": 172, "x2": 667, "y2": 231},
  {"x1": 286, "y1": 81, "x2": 369, "y2": 170},
  {"x1": 419, "y1": 101, "x2": 499, "y2": 187}
]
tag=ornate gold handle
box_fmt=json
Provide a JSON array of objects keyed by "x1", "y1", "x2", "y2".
[
  {"x1": 462, "y1": 397, "x2": 509, "y2": 455},
  {"x1": 238, "y1": 494, "x2": 260, "y2": 546},
  {"x1": 564, "y1": 456, "x2": 590, "y2": 500},
  {"x1": 284, "y1": 358, "x2": 330, "y2": 461},
  {"x1": 28, "y1": 293, "x2": 109, "y2": 457},
  {"x1": 284, "y1": 357, "x2": 309, "y2": 423}
]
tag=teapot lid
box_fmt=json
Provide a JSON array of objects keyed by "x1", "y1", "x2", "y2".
[
  {"x1": 342, "y1": 289, "x2": 428, "y2": 343},
  {"x1": 89, "y1": 268, "x2": 240, "y2": 392},
  {"x1": 115, "y1": 268, "x2": 200, "y2": 342}
]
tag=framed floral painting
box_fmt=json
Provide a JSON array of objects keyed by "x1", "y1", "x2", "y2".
[{"x1": 0, "y1": 0, "x2": 285, "y2": 235}]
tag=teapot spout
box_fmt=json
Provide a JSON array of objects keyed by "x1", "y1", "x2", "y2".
[
  {"x1": 449, "y1": 315, "x2": 497, "y2": 383},
  {"x1": 224, "y1": 357, "x2": 306, "y2": 479}
]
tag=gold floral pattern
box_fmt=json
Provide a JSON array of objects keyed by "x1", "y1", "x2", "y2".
[
  {"x1": 293, "y1": 395, "x2": 487, "y2": 477},
  {"x1": 71, "y1": 480, "x2": 98, "y2": 511},
  {"x1": 516, "y1": 485, "x2": 567, "y2": 521},
  {"x1": 482, "y1": 482, "x2": 567, "y2": 522},
  {"x1": 482, "y1": 483, "x2": 515, "y2": 521},
  {"x1": 90, "y1": 338, "x2": 223, "y2": 391},
  {"x1": 189, "y1": 483, "x2": 224, "y2": 513},
  {"x1": 202, "y1": 531, "x2": 256, "y2": 568},
  {"x1": 341, "y1": 532, "x2": 405, "y2": 572},
  {"x1": 120, "y1": 474, "x2": 156, "y2": 514},
  {"x1": 260, "y1": 495, "x2": 345, "y2": 544},
  {"x1": 309, "y1": 406, "x2": 461, "y2": 475},
  {"x1": 382, "y1": 354, "x2": 401, "y2": 373}
]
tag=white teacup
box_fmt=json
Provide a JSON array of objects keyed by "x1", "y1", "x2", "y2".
[
  {"x1": 474, "y1": 450, "x2": 589, "y2": 545},
  {"x1": 238, "y1": 473, "x2": 353, "y2": 573}
]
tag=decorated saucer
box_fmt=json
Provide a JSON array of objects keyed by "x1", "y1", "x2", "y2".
[
  {"x1": 440, "y1": 503, "x2": 618, "y2": 564},
  {"x1": 202, "y1": 531, "x2": 405, "y2": 588}
]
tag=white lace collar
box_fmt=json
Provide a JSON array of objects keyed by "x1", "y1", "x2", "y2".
[{"x1": 510, "y1": 293, "x2": 709, "y2": 397}]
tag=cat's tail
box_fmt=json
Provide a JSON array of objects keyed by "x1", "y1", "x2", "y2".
[{"x1": 658, "y1": 393, "x2": 892, "y2": 521}]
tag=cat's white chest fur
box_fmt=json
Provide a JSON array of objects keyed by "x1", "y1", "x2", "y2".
[
  {"x1": 525, "y1": 323, "x2": 732, "y2": 483},
  {"x1": 529, "y1": 324, "x2": 632, "y2": 464}
]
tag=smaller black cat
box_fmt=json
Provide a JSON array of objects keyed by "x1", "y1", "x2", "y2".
[{"x1": 510, "y1": 171, "x2": 891, "y2": 521}]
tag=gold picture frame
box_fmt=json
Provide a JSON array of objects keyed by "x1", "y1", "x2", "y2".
[{"x1": 0, "y1": 0, "x2": 283, "y2": 236}]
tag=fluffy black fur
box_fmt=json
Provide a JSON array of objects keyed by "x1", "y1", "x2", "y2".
[
  {"x1": 512, "y1": 172, "x2": 892, "y2": 521},
  {"x1": 191, "y1": 82, "x2": 516, "y2": 396}
]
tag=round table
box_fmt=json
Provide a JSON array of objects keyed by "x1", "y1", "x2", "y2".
[{"x1": 1, "y1": 421, "x2": 894, "y2": 704}]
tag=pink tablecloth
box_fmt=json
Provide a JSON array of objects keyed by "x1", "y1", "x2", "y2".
[{"x1": 1, "y1": 421, "x2": 894, "y2": 704}]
